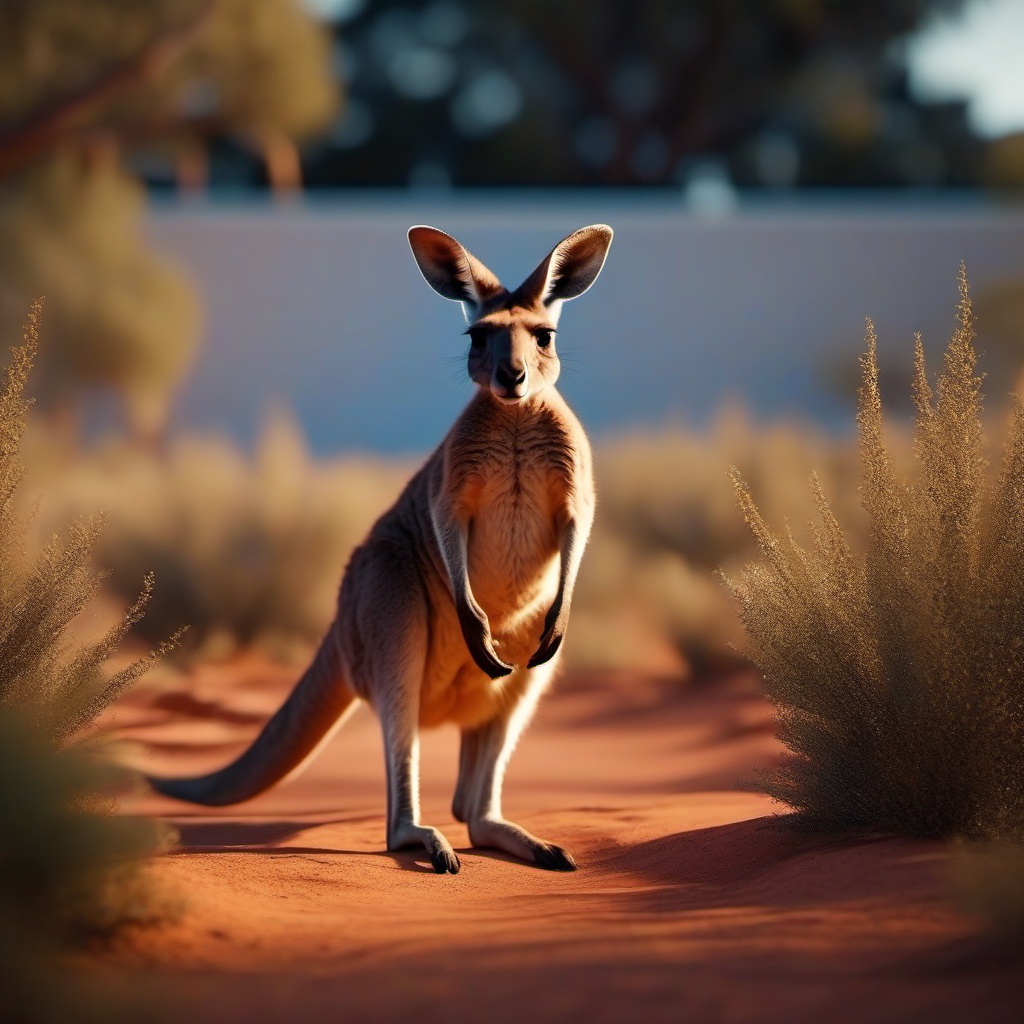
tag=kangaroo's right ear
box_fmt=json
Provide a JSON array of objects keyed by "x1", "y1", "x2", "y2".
[
  {"x1": 408, "y1": 226, "x2": 505, "y2": 319},
  {"x1": 517, "y1": 224, "x2": 614, "y2": 314}
]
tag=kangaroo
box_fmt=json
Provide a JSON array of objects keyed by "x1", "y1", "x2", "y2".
[{"x1": 148, "y1": 223, "x2": 613, "y2": 874}]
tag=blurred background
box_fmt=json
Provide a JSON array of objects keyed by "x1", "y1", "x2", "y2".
[{"x1": 1, "y1": 0, "x2": 1024, "y2": 672}]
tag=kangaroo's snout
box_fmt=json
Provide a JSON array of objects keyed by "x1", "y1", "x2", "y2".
[{"x1": 493, "y1": 361, "x2": 528, "y2": 400}]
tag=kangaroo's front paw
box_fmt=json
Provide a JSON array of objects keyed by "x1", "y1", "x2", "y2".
[
  {"x1": 528, "y1": 604, "x2": 568, "y2": 668},
  {"x1": 469, "y1": 636, "x2": 514, "y2": 679},
  {"x1": 457, "y1": 603, "x2": 514, "y2": 678}
]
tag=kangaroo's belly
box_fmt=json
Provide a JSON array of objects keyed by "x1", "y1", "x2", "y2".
[{"x1": 420, "y1": 490, "x2": 560, "y2": 729}]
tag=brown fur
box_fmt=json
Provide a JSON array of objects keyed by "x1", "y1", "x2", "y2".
[{"x1": 149, "y1": 224, "x2": 613, "y2": 874}]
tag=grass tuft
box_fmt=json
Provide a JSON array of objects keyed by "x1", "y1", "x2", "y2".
[{"x1": 729, "y1": 267, "x2": 1024, "y2": 840}]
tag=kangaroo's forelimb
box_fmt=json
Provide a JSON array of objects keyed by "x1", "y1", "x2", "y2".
[
  {"x1": 431, "y1": 500, "x2": 513, "y2": 679},
  {"x1": 529, "y1": 516, "x2": 588, "y2": 668}
]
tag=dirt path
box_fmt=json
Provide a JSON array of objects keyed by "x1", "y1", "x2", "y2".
[{"x1": 97, "y1": 659, "x2": 1022, "y2": 1023}]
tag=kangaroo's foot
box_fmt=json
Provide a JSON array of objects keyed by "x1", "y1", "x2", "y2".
[
  {"x1": 468, "y1": 816, "x2": 577, "y2": 871},
  {"x1": 388, "y1": 822, "x2": 460, "y2": 874}
]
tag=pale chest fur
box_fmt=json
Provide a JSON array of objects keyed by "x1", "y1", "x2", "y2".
[{"x1": 467, "y1": 432, "x2": 563, "y2": 626}]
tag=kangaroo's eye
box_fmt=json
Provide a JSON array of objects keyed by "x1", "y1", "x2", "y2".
[
  {"x1": 535, "y1": 329, "x2": 554, "y2": 349},
  {"x1": 468, "y1": 328, "x2": 487, "y2": 350}
]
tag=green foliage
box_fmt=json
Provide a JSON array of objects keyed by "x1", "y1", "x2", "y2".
[
  {"x1": 315, "y1": 0, "x2": 976, "y2": 188},
  {"x1": 0, "y1": 0, "x2": 336, "y2": 148},
  {"x1": 729, "y1": 267, "x2": 1024, "y2": 840},
  {"x1": 0, "y1": 713, "x2": 173, "y2": 1024}
]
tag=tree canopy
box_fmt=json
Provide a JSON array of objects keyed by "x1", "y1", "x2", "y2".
[
  {"x1": 0, "y1": 0, "x2": 338, "y2": 440},
  {"x1": 305, "y1": 0, "x2": 978, "y2": 189}
]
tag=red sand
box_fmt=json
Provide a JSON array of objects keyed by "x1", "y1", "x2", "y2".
[{"x1": 98, "y1": 657, "x2": 1023, "y2": 1023}]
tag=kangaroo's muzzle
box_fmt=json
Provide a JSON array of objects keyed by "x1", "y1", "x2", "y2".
[{"x1": 493, "y1": 362, "x2": 528, "y2": 401}]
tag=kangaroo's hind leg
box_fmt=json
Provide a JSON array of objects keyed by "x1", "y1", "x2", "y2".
[
  {"x1": 356, "y1": 551, "x2": 460, "y2": 875},
  {"x1": 381, "y1": 696, "x2": 460, "y2": 874},
  {"x1": 459, "y1": 660, "x2": 576, "y2": 871}
]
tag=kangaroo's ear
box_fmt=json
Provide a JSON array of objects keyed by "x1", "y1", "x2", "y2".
[
  {"x1": 408, "y1": 226, "x2": 505, "y2": 318},
  {"x1": 517, "y1": 224, "x2": 613, "y2": 313}
]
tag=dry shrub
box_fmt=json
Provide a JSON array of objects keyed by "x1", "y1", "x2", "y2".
[
  {"x1": 595, "y1": 406, "x2": 866, "y2": 570},
  {"x1": 570, "y1": 410, "x2": 907, "y2": 676},
  {"x1": 37, "y1": 412, "x2": 412, "y2": 664},
  {"x1": 0, "y1": 304, "x2": 175, "y2": 1021},
  {"x1": 729, "y1": 267, "x2": 1024, "y2": 840},
  {"x1": 0, "y1": 303, "x2": 175, "y2": 739}
]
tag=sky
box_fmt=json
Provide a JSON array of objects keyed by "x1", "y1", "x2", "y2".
[{"x1": 906, "y1": 0, "x2": 1024, "y2": 137}]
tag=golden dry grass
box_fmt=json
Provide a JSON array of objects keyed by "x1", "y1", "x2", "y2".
[
  {"x1": 572, "y1": 408, "x2": 906, "y2": 676},
  {"x1": 34, "y1": 406, "x2": 872, "y2": 679},
  {"x1": 0, "y1": 302, "x2": 175, "y2": 741},
  {"x1": 34, "y1": 412, "x2": 413, "y2": 664},
  {"x1": 30, "y1": 398, "x2": 902, "y2": 680}
]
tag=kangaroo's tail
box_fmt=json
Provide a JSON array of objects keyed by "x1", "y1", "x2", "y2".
[{"x1": 147, "y1": 632, "x2": 357, "y2": 806}]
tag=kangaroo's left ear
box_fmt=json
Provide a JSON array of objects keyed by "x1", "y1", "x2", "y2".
[
  {"x1": 408, "y1": 225, "x2": 505, "y2": 319},
  {"x1": 517, "y1": 224, "x2": 613, "y2": 317}
]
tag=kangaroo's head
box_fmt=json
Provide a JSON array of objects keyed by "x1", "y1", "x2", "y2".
[{"x1": 408, "y1": 224, "x2": 613, "y2": 405}]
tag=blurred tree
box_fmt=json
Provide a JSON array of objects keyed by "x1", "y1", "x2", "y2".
[
  {"x1": 0, "y1": 0, "x2": 337, "y2": 441},
  {"x1": 303, "y1": 0, "x2": 980, "y2": 190}
]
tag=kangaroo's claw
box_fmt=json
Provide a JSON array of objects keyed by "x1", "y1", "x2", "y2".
[
  {"x1": 527, "y1": 630, "x2": 563, "y2": 668},
  {"x1": 473, "y1": 638, "x2": 514, "y2": 678},
  {"x1": 431, "y1": 846, "x2": 461, "y2": 874},
  {"x1": 458, "y1": 602, "x2": 515, "y2": 678},
  {"x1": 528, "y1": 604, "x2": 568, "y2": 668}
]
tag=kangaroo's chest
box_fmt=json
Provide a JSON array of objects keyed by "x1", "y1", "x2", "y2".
[{"x1": 465, "y1": 439, "x2": 566, "y2": 612}]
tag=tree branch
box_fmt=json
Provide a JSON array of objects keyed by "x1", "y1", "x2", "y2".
[{"x1": 0, "y1": 0, "x2": 216, "y2": 179}]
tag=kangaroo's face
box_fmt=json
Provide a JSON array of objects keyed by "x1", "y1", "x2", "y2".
[
  {"x1": 408, "y1": 224, "x2": 613, "y2": 405},
  {"x1": 465, "y1": 304, "x2": 559, "y2": 404}
]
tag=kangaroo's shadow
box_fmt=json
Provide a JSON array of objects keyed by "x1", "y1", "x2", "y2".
[{"x1": 170, "y1": 818, "x2": 460, "y2": 873}]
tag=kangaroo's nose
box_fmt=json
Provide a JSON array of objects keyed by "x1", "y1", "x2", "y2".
[{"x1": 495, "y1": 363, "x2": 527, "y2": 390}]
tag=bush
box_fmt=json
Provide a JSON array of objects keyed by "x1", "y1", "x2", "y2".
[
  {"x1": 37, "y1": 403, "x2": 882, "y2": 679},
  {"x1": 569, "y1": 409, "x2": 895, "y2": 677},
  {"x1": 0, "y1": 303, "x2": 174, "y2": 739},
  {"x1": 728, "y1": 267, "x2": 1024, "y2": 840},
  {"x1": 0, "y1": 714, "x2": 172, "y2": 1023},
  {"x1": 37, "y1": 412, "x2": 411, "y2": 664},
  {"x1": 0, "y1": 304, "x2": 175, "y2": 1020}
]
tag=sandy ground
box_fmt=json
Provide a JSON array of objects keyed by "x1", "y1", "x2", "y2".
[{"x1": 95, "y1": 656, "x2": 1023, "y2": 1023}]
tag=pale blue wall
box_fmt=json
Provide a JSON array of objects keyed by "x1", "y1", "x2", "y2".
[{"x1": 147, "y1": 195, "x2": 1024, "y2": 454}]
